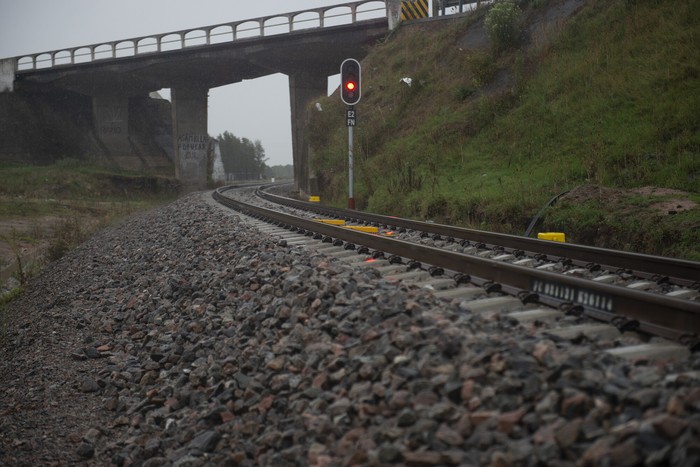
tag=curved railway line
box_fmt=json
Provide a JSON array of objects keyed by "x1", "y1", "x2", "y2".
[{"x1": 213, "y1": 184, "x2": 700, "y2": 355}]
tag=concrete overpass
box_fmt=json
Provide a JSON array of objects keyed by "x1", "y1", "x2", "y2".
[{"x1": 0, "y1": 1, "x2": 404, "y2": 192}]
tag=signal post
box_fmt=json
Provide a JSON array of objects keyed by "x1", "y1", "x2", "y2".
[{"x1": 340, "y1": 58, "x2": 361, "y2": 209}]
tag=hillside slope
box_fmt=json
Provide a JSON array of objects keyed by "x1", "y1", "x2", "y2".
[{"x1": 307, "y1": 0, "x2": 700, "y2": 259}]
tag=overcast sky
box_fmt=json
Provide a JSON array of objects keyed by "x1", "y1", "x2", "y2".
[{"x1": 0, "y1": 0, "x2": 386, "y2": 166}]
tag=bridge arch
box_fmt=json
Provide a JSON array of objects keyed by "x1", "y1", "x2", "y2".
[
  {"x1": 323, "y1": 6, "x2": 354, "y2": 27},
  {"x1": 115, "y1": 40, "x2": 136, "y2": 58},
  {"x1": 209, "y1": 25, "x2": 234, "y2": 44},
  {"x1": 290, "y1": 11, "x2": 321, "y2": 31},
  {"x1": 356, "y1": 1, "x2": 387, "y2": 20},
  {"x1": 136, "y1": 38, "x2": 158, "y2": 55},
  {"x1": 53, "y1": 50, "x2": 72, "y2": 66},
  {"x1": 73, "y1": 47, "x2": 92, "y2": 64},
  {"x1": 160, "y1": 34, "x2": 182, "y2": 52},
  {"x1": 17, "y1": 56, "x2": 34, "y2": 71},
  {"x1": 93, "y1": 44, "x2": 113, "y2": 60},
  {"x1": 235, "y1": 20, "x2": 262, "y2": 40},
  {"x1": 184, "y1": 30, "x2": 208, "y2": 47},
  {"x1": 35, "y1": 53, "x2": 52, "y2": 69},
  {"x1": 263, "y1": 15, "x2": 294, "y2": 36}
]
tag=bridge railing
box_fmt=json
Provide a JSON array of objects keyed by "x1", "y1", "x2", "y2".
[
  {"x1": 14, "y1": 1, "x2": 387, "y2": 72},
  {"x1": 435, "y1": 0, "x2": 492, "y2": 16}
]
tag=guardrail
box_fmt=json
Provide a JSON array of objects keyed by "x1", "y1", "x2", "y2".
[
  {"x1": 436, "y1": 0, "x2": 489, "y2": 16},
  {"x1": 13, "y1": 1, "x2": 387, "y2": 72}
]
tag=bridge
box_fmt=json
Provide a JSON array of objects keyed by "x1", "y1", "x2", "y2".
[{"x1": 0, "y1": 1, "x2": 409, "y2": 192}]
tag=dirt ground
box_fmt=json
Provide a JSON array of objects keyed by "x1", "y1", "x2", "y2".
[
  {"x1": 561, "y1": 184, "x2": 698, "y2": 216},
  {"x1": 0, "y1": 218, "x2": 59, "y2": 287}
]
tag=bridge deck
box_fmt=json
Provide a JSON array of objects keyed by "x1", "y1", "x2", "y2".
[{"x1": 11, "y1": 1, "x2": 387, "y2": 73}]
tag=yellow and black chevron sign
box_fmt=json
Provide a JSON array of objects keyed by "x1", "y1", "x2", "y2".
[{"x1": 401, "y1": 0, "x2": 429, "y2": 21}]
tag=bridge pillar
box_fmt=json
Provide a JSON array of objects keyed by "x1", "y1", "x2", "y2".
[
  {"x1": 171, "y1": 86, "x2": 209, "y2": 191},
  {"x1": 93, "y1": 94, "x2": 142, "y2": 169},
  {"x1": 387, "y1": 0, "x2": 403, "y2": 30},
  {"x1": 289, "y1": 72, "x2": 327, "y2": 196},
  {"x1": 0, "y1": 59, "x2": 14, "y2": 92}
]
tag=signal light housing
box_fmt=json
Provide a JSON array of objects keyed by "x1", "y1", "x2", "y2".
[{"x1": 340, "y1": 58, "x2": 361, "y2": 105}]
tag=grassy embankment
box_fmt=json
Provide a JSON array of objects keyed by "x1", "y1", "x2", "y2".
[
  {"x1": 307, "y1": 0, "x2": 699, "y2": 259},
  {"x1": 0, "y1": 159, "x2": 178, "y2": 293}
]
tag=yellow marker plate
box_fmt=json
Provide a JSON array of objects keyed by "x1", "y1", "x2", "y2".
[
  {"x1": 345, "y1": 226, "x2": 379, "y2": 233},
  {"x1": 308, "y1": 196, "x2": 320, "y2": 202},
  {"x1": 538, "y1": 232, "x2": 566, "y2": 242},
  {"x1": 316, "y1": 219, "x2": 346, "y2": 226}
]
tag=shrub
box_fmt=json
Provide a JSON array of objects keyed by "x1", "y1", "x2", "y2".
[{"x1": 485, "y1": 0, "x2": 523, "y2": 51}]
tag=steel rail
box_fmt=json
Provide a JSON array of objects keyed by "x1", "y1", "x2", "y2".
[
  {"x1": 257, "y1": 187, "x2": 700, "y2": 286},
  {"x1": 214, "y1": 187, "x2": 700, "y2": 337}
]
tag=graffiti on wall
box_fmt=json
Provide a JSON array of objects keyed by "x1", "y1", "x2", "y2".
[
  {"x1": 95, "y1": 102, "x2": 126, "y2": 138},
  {"x1": 177, "y1": 134, "x2": 209, "y2": 184}
]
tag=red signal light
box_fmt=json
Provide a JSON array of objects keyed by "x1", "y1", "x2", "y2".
[{"x1": 340, "y1": 58, "x2": 361, "y2": 105}]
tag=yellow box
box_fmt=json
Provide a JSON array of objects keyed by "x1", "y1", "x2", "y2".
[
  {"x1": 308, "y1": 196, "x2": 320, "y2": 202},
  {"x1": 316, "y1": 219, "x2": 346, "y2": 226},
  {"x1": 345, "y1": 226, "x2": 379, "y2": 233},
  {"x1": 538, "y1": 232, "x2": 566, "y2": 242}
]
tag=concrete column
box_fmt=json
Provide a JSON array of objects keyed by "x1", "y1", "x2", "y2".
[
  {"x1": 387, "y1": 0, "x2": 403, "y2": 30},
  {"x1": 171, "y1": 86, "x2": 209, "y2": 191},
  {"x1": 93, "y1": 94, "x2": 141, "y2": 169},
  {"x1": 0, "y1": 58, "x2": 15, "y2": 92},
  {"x1": 289, "y1": 72, "x2": 327, "y2": 196}
]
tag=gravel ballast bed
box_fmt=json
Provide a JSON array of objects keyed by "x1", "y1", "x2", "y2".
[{"x1": 1, "y1": 193, "x2": 699, "y2": 466}]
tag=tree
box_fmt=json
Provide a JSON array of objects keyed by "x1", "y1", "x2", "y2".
[{"x1": 217, "y1": 131, "x2": 268, "y2": 180}]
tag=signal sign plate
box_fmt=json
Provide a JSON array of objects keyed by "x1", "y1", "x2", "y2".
[{"x1": 346, "y1": 108, "x2": 357, "y2": 127}]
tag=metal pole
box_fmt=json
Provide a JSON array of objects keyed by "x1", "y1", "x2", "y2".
[{"x1": 348, "y1": 123, "x2": 355, "y2": 209}]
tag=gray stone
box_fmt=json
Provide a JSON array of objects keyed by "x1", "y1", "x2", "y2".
[
  {"x1": 187, "y1": 430, "x2": 221, "y2": 453},
  {"x1": 76, "y1": 443, "x2": 94, "y2": 459},
  {"x1": 377, "y1": 443, "x2": 402, "y2": 463},
  {"x1": 79, "y1": 377, "x2": 101, "y2": 393},
  {"x1": 397, "y1": 408, "x2": 418, "y2": 427}
]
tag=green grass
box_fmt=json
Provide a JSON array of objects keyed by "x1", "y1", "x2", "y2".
[
  {"x1": 306, "y1": 0, "x2": 700, "y2": 259},
  {"x1": 0, "y1": 159, "x2": 179, "y2": 204},
  {"x1": 0, "y1": 160, "x2": 180, "y2": 307}
]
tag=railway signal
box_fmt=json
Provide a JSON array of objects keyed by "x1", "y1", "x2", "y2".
[
  {"x1": 340, "y1": 58, "x2": 361, "y2": 209},
  {"x1": 340, "y1": 58, "x2": 361, "y2": 105}
]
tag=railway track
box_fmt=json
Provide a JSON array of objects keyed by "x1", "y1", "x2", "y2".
[{"x1": 213, "y1": 184, "x2": 700, "y2": 355}]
